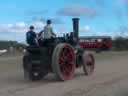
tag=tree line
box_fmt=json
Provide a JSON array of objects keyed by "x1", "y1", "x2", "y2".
[
  {"x1": 0, "y1": 40, "x2": 26, "y2": 50},
  {"x1": 112, "y1": 37, "x2": 128, "y2": 51},
  {"x1": 0, "y1": 36, "x2": 128, "y2": 51}
]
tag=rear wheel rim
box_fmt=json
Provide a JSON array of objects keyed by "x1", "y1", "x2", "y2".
[
  {"x1": 59, "y1": 45, "x2": 75, "y2": 80},
  {"x1": 83, "y1": 53, "x2": 95, "y2": 75}
]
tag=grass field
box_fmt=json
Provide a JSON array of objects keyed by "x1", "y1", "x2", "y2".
[
  {"x1": 0, "y1": 53, "x2": 22, "y2": 73},
  {"x1": 0, "y1": 51, "x2": 128, "y2": 73}
]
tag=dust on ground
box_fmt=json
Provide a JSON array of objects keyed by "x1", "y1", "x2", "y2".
[{"x1": 0, "y1": 51, "x2": 128, "y2": 96}]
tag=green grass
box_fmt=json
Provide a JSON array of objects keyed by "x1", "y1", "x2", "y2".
[
  {"x1": 0, "y1": 51, "x2": 128, "y2": 73},
  {"x1": 95, "y1": 51, "x2": 128, "y2": 61}
]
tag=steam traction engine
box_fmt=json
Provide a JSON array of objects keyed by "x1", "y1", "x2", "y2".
[{"x1": 23, "y1": 18, "x2": 95, "y2": 81}]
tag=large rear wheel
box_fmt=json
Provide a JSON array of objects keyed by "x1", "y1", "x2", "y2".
[
  {"x1": 82, "y1": 51, "x2": 95, "y2": 75},
  {"x1": 52, "y1": 43, "x2": 76, "y2": 81}
]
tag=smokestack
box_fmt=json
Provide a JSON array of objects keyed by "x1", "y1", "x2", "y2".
[{"x1": 72, "y1": 18, "x2": 79, "y2": 41}]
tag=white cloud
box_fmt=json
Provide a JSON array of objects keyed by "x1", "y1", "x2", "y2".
[
  {"x1": 57, "y1": 4, "x2": 97, "y2": 17},
  {"x1": 80, "y1": 25, "x2": 91, "y2": 32},
  {"x1": 0, "y1": 21, "x2": 45, "y2": 33},
  {"x1": 93, "y1": 31, "x2": 128, "y2": 38},
  {"x1": 33, "y1": 21, "x2": 45, "y2": 29},
  {"x1": 119, "y1": 0, "x2": 128, "y2": 4},
  {"x1": 15, "y1": 22, "x2": 27, "y2": 28}
]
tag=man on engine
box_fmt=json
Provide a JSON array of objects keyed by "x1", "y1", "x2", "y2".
[
  {"x1": 39, "y1": 19, "x2": 56, "y2": 46},
  {"x1": 26, "y1": 26, "x2": 38, "y2": 46}
]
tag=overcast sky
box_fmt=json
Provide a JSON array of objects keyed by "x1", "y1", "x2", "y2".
[{"x1": 0, "y1": 0, "x2": 128, "y2": 42}]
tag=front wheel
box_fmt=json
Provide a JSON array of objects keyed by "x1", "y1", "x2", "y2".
[{"x1": 82, "y1": 51, "x2": 95, "y2": 75}]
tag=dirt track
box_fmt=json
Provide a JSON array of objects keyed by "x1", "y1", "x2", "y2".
[{"x1": 0, "y1": 52, "x2": 128, "y2": 96}]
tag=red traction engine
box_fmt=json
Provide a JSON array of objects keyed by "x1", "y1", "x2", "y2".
[{"x1": 23, "y1": 18, "x2": 95, "y2": 81}]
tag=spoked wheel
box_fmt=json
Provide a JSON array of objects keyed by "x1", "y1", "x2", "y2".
[
  {"x1": 82, "y1": 51, "x2": 95, "y2": 75},
  {"x1": 52, "y1": 43, "x2": 76, "y2": 81}
]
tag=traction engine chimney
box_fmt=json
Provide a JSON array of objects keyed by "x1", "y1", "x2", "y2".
[{"x1": 72, "y1": 18, "x2": 79, "y2": 41}]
